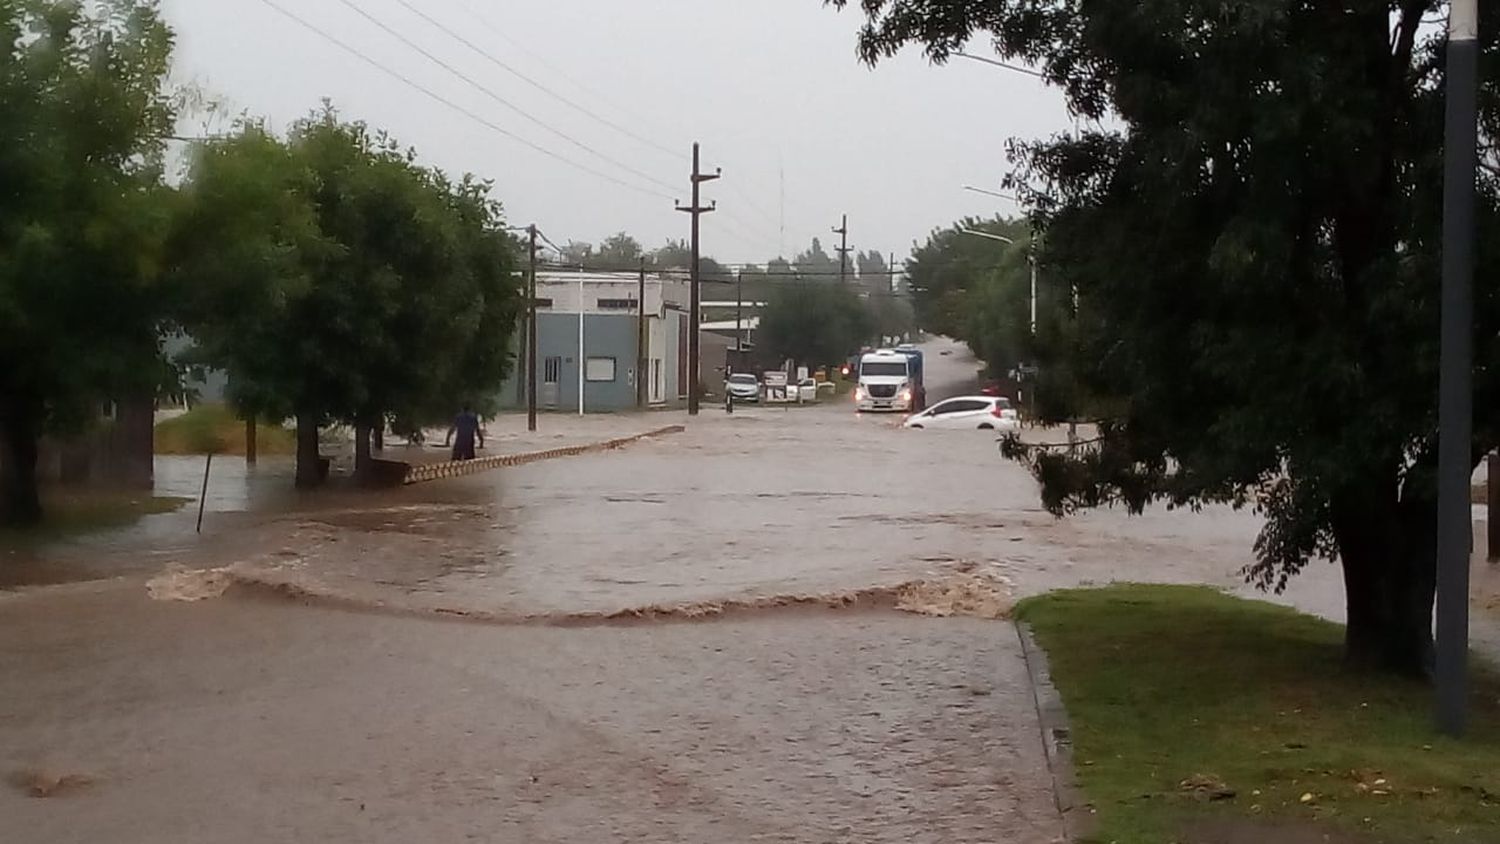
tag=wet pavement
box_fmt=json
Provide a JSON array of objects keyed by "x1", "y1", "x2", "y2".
[
  {"x1": 2, "y1": 588, "x2": 1060, "y2": 844},
  {"x1": 4, "y1": 336, "x2": 1499, "y2": 841}
]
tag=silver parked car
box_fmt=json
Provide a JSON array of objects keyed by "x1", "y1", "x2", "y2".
[{"x1": 725, "y1": 373, "x2": 761, "y2": 403}]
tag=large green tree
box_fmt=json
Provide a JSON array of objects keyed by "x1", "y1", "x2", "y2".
[
  {"x1": 793, "y1": 237, "x2": 840, "y2": 279},
  {"x1": 0, "y1": 0, "x2": 176, "y2": 525},
  {"x1": 174, "y1": 111, "x2": 521, "y2": 487},
  {"x1": 594, "y1": 232, "x2": 644, "y2": 268},
  {"x1": 904, "y1": 216, "x2": 1029, "y2": 338},
  {"x1": 835, "y1": 0, "x2": 1500, "y2": 674},
  {"x1": 759, "y1": 282, "x2": 873, "y2": 369}
]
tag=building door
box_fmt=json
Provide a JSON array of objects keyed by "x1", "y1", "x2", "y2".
[
  {"x1": 677, "y1": 318, "x2": 689, "y2": 398},
  {"x1": 542, "y1": 356, "x2": 562, "y2": 407},
  {"x1": 650, "y1": 359, "x2": 663, "y2": 404}
]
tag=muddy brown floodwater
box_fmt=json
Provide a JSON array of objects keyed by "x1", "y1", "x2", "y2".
[{"x1": 4, "y1": 337, "x2": 1498, "y2": 842}]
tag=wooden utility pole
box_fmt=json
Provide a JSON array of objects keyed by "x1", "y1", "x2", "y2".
[
  {"x1": 527, "y1": 224, "x2": 538, "y2": 432},
  {"x1": 637, "y1": 257, "x2": 647, "y2": 409},
  {"x1": 675, "y1": 142, "x2": 718, "y2": 415},
  {"x1": 833, "y1": 214, "x2": 850, "y2": 285},
  {"x1": 244, "y1": 418, "x2": 257, "y2": 465},
  {"x1": 735, "y1": 269, "x2": 744, "y2": 372}
]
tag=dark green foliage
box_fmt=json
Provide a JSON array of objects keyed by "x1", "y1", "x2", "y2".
[
  {"x1": 833, "y1": 0, "x2": 1500, "y2": 674},
  {"x1": 173, "y1": 109, "x2": 522, "y2": 485},
  {"x1": 758, "y1": 281, "x2": 873, "y2": 369},
  {"x1": 903, "y1": 216, "x2": 1030, "y2": 341},
  {"x1": 0, "y1": 0, "x2": 177, "y2": 525}
]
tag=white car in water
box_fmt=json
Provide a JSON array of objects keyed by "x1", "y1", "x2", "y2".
[
  {"x1": 725, "y1": 373, "x2": 760, "y2": 403},
  {"x1": 903, "y1": 396, "x2": 1020, "y2": 431}
]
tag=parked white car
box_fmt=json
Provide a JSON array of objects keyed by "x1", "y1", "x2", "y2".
[
  {"x1": 903, "y1": 396, "x2": 1020, "y2": 431},
  {"x1": 725, "y1": 373, "x2": 760, "y2": 403}
]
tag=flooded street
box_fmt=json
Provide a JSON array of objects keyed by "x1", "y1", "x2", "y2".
[{"x1": 3, "y1": 337, "x2": 1496, "y2": 841}]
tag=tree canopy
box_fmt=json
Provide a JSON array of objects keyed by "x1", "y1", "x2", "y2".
[
  {"x1": 173, "y1": 110, "x2": 521, "y2": 486},
  {"x1": 758, "y1": 281, "x2": 873, "y2": 369},
  {"x1": 903, "y1": 216, "x2": 1030, "y2": 340},
  {"x1": 0, "y1": 0, "x2": 176, "y2": 525},
  {"x1": 834, "y1": 0, "x2": 1500, "y2": 674}
]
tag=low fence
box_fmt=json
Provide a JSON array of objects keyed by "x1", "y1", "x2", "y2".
[{"x1": 402, "y1": 425, "x2": 686, "y2": 485}]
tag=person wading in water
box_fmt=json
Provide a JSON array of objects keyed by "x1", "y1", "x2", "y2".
[{"x1": 444, "y1": 406, "x2": 484, "y2": 461}]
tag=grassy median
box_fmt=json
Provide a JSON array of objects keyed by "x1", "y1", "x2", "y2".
[
  {"x1": 156, "y1": 404, "x2": 294, "y2": 456},
  {"x1": 1015, "y1": 585, "x2": 1500, "y2": 844}
]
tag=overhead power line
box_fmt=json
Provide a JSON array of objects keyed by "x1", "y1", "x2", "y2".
[
  {"x1": 451, "y1": 0, "x2": 686, "y2": 160},
  {"x1": 388, "y1": 0, "x2": 683, "y2": 162},
  {"x1": 327, "y1": 0, "x2": 680, "y2": 197},
  {"x1": 251, "y1": 0, "x2": 673, "y2": 200}
]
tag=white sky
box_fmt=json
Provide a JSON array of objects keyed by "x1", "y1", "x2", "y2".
[{"x1": 162, "y1": 0, "x2": 1073, "y2": 264}]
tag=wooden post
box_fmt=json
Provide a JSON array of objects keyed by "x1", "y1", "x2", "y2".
[
  {"x1": 196, "y1": 452, "x2": 213, "y2": 534},
  {"x1": 244, "y1": 418, "x2": 257, "y2": 465}
]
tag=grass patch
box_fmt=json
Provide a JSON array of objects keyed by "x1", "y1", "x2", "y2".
[
  {"x1": 156, "y1": 404, "x2": 294, "y2": 456},
  {"x1": 1, "y1": 491, "x2": 189, "y2": 543},
  {"x1": 1015, "y1": 585, "x2": 1500, "y2": 844}
]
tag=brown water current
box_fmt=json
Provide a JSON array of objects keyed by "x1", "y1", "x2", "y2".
[{"x1": 6, "y1": 337, "x2": 1498, "y2": 841}]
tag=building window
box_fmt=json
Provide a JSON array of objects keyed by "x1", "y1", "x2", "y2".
[
  {"x1": 544, "y1": 356, "x2": 562, "y2": 384},
  {"x1": 597, "y1": 298, "x2": 638, "y2": 310},
  {"x1": 533, "y1": 298, "x2": 554, "y2": 308},
  {"x1": 585, "y1": 357, "x2": 617, "y2": 382}
]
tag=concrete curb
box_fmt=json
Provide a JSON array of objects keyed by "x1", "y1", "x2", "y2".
[
  {"x1": 402, "y1": 425, "x2": 686, "y2": 485},
  {"x1": 1014, "y1": 620, "x2": 1095, "y2": 842}
]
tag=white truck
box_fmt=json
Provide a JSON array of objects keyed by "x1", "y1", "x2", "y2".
[{"x1": 854, "y1": 349, "x2": 914, "y2": 412}]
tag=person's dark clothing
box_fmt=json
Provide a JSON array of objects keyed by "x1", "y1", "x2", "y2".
[{"x1": 451, "y1": 411, "x2": 480, "y2": 461}]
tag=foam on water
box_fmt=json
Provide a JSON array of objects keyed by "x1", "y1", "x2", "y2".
[{"x1": 144, "y1": 559, "x2": 1015, "y2": 625}]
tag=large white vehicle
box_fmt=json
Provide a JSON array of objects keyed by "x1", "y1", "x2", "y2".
[{"x1": 855, "y1": 349, "x2": 914, "y2": 412}]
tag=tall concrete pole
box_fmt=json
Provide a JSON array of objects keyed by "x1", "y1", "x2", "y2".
[{"x1": 1436, "y1": 0, "x2": 1478, "y2": 737}]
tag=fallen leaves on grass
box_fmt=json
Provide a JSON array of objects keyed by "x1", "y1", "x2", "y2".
[{"x1": 1180, "y1": 773, "x2": 1237, "y2": 801}]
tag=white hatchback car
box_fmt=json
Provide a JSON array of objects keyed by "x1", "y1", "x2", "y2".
[{"x1": 903, "y1": 396, "x2": 1020, "y2": 431}]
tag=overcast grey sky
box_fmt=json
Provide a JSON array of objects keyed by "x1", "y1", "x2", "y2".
[{"x1": 162, "y1": 0, "x2": 1072, "y2": 264}]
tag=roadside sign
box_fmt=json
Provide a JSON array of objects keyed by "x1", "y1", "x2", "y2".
[{"x1": 764, "y1": 370, "x2": 788, "y2": 402}]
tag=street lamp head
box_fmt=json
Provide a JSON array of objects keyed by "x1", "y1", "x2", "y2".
[{"x1": 958, "y1": 228, "x2": 1016, "y2": 245}]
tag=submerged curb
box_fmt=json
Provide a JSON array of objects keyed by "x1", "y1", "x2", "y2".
[
  {"x1": 402, "y1": 425, "x2": 686, "y2": 485},
  {"x1": 1015, "y1": 620, "x2": 1094, "y2": 842}
]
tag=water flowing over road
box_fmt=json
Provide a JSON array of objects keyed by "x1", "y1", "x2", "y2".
[{"x1": 4, "y1": 337, "x2": 1495, "y2": 842}]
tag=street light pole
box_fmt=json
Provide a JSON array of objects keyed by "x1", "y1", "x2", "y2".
[
  {"x1": 958, "y1": 228, "x2": 1032, "y2": 335},
  {"x1": 1029, "y1": 256, "x2": 1038, "y2": 335},
  {"x1": 1435, "y1": 0, "x2": 1479, "y2": 738}
]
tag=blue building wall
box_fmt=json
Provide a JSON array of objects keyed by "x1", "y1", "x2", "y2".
[{"x1": 499, "y1": 313, "x2": 645, "y2": 411}]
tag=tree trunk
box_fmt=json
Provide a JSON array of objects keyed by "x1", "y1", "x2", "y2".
[
  {"x1": 353, "y1": 421, "x2": 373, "y2": 487},
  {"x1": 0, "y1": 400, "x2": 42, "y2": 526},
  {"x1": 372, "y1": 421, "x2": 384, "y2": 452},
  {"x1": 1332, "y1": 492, "x2": 1437, "y2": 676},
  {"x1": 294, "y1": 411, "x2": 322, "y2": 489}
]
